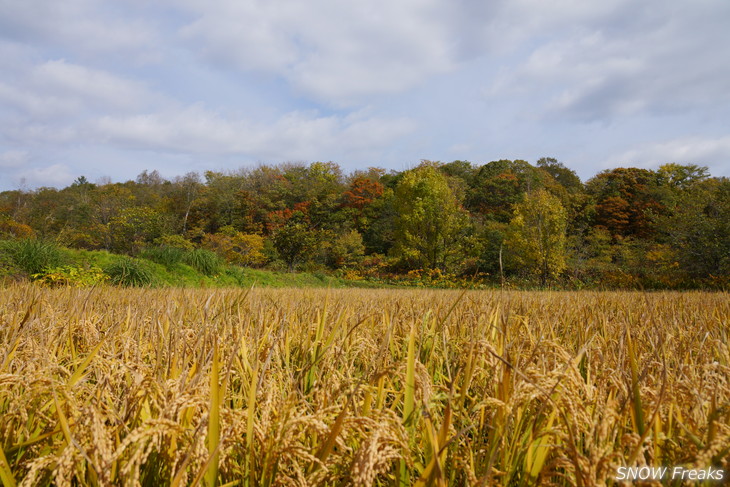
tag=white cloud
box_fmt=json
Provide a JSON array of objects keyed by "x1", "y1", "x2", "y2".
[
  {"x1": 1, "y1": 0, "x2": 730, "y2": 191},
  {"x1": 175, "y1": 0, "x2": 467, "y2": 104},
  {"x1": 604, "y1": 135, "x2": 730, "y2": 176},
  {"x1": 0, "y1": 81, "x2": 81, "y2": 119},
  {"x1": 31, "y1": 60, "x2": 154, "y2": 110},
  {"x1": 487, "y1": 0, "x2": 730, "y2": 122},
  {"x1": 0, "y1": 0, "x2": 158, "y2": 59},
  {"x1": 0, "y1": 150, "x2": 29, "y2": 168},
  {"x1": 0, "y1": 59, "x2": 160, "y2": 122},
  {"x1": 92, "y1": 105, "x2": 415, "y2": 161},
  {"x1": 0, "y1": 52, "x2": 416, "y2": 166},
  {"x1": 16, "y1": 163, "x2": 74, "y2": 188}
]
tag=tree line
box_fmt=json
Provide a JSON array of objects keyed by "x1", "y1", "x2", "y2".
[{"x1": 1, "y1": 158, "x2": 728, "y2": 288}]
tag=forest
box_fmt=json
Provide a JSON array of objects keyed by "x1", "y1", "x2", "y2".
[{"x1": 1, "y1": 157, "x2": 728, "y2": 289}]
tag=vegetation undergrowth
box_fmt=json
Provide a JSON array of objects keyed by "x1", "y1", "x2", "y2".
[
  {"x1": 182, "y1": 248, "x2": 222, "y2": 276},
  {"x1": 103, "y1": 256, "x2": 155, "y2": 287},
  {"x1": 139, "y1": 245, "x2": 186, "y2": 269},
  {"x1": 0, "y1": 238, "x2": 722, "y2": 291},
  {"x1": 0, "y1": 242, "x2": 391, "y2": 289},
  {"x1": 0, "y1": 238, "x2": 67, "y2": 276}
]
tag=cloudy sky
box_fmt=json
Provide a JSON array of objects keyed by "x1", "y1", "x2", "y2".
[{"x1": 1, "y1": 0, "x2": 729, "y2": 190}]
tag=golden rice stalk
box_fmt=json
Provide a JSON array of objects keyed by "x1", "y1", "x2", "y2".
[
  {"x1": 0, "y1": 446, "x2": 16, "y2": 487},
  {"x1": 205, "y1": 343, "x2": 221, "y2": 487}
]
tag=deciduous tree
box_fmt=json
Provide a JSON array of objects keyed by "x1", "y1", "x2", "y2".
[
  {"x1": 272, "y1": 214, "x2": 318, "y2": 272},
  {"x1": 392, "y1": 163, "x2": 467, "y2": 270},
  {"x1": 508, "y1": 189, "x2": 568, "y2": 284},
  {"x1": 587, "y1": 167, "x2": 663, "y2": 238}
]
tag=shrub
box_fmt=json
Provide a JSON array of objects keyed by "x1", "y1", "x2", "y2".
[
  {"x1": 183, "y1": 248, "x2": 221, "y2": 276},
  {"x1": 108, "y1": 207, "x2": 166, "y2": 254},
  {"x1": 57, "y1": 225, "x2": 108, "y2": 250},
  {"x1": 224, "y1": 266, "x2": 249, "y2": 286},
  {"x1": 33, "y1": 265, "x2": 109, "y2": 287},
  {"x1": 202, "y1": 231, "x2": 266, "y2": 266},
  {"x1": 319, "y1": 230, "x2": 365, "y2": 269},
  {"x1": 104, "y1": 257, "x2": 154, "y2": 287},
  {"x1": 0, "y1": 217, "x2": 35, "y2": 239},
  {"x1": 0, "y1": 239, "x2": 65, "y2": 276},
  {"x1": 153, "y1": 234, "x2": 194, "y2": 250}
]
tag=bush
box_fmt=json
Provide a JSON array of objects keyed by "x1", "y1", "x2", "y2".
[
  {"x1": 0, "y1": 217, "x2": 35, "y2": 239},
  {"x1": 224, "y1": 266, "x2": 250, "y2": 286},
  {"x1": 108, "y1": 207, "x2": 167, "y2": 254},
  {"x1": 153, "y1": 234, "x2": 194, "y2": 250},
  {"x1": 33, "y1": 265, "x2": 109, "y2": 287},
  {"x1": 330, "y1": 230, "x2": 365, "y2": 269},
  {"x1": 0, "y1": 239, "x2": 65, "y2": 276},
  {"x1": 183, "y1": 248, "x2": 221, "y2": 276},
  {"x1": 57, "y1": 225, "x2": 107, "y2": 250},
  {"x1": 141, "y1": 246, "x2": 185, "y2": 268},
  {"x1": 104, "y1": 257, "x2": 154, "y2": 287},
  {"x1": 202, "y1": 230, "x2": 266, "y2": 266}
]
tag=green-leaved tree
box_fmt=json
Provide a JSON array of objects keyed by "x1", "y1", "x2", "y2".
[
  {"x1": 392, "y1": 163, "x2": 467, "y2": 270},
  {"x1": 272, "y1": 214, "x2": 318, "y2": 272},
  {"x1": 508, "y1": 189, "x2": 568, "y2": 285}
]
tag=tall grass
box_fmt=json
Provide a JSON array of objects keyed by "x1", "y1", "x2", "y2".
[
  {"x1": 182, "y1": 248, "x2": 221, "y2": 276},
  {"x1": 0, "y1": 286, "x2": 728, "y2": 485},
  {"x1": 0, "y1": 238, "x2": 65, "y2": 275},
  {"x1": 103, "y1": 257, "x2": 154, "y2": 286},
  {"x1": 140, "y1": 245, "x2": 185, "y2": 269}
]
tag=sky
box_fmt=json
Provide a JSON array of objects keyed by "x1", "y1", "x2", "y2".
[{"x1": 1, "y1": 0, "x2": 729, "y2": 191}]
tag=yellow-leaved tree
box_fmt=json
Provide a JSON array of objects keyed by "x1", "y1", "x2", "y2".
[
  {"x1": 508, "y1": 189, "x2": 567, "y2": 285},
  {"x1": 392, "y1": 162, "x2": 468, "y2": 270}
]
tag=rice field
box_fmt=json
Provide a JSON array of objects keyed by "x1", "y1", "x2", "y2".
[{"x1": 1, "y1": 284, "x2": 729, "y2": 486}]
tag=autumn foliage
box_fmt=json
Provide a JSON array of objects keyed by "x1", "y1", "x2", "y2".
[{"x1": 1, "y1": 159, "x2": 728, "y2": 288}]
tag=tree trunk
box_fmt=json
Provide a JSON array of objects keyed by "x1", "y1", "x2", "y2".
[{"x1": 499, "y1": 242, "x2": 505, "y2": 288}]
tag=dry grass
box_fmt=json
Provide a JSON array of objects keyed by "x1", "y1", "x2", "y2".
[{"x1": 1, "y1": 284, "x2": 729, "y2": 486}]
